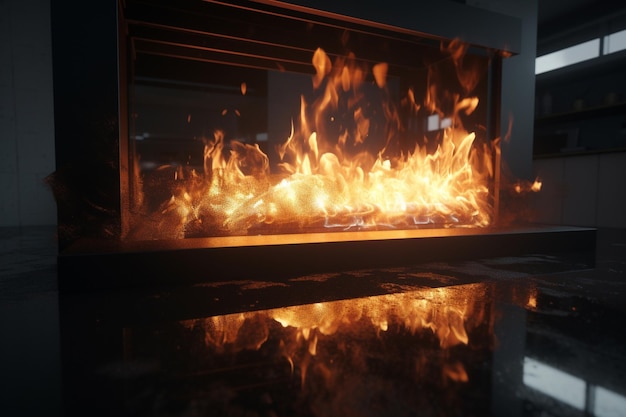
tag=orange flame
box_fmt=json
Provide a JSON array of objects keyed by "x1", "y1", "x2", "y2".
[
  {"x1": 513, "y1": 178, "x2": 542, "y2": 194},
  {"x1": 133, "y1": 41, "x2": 506, "y2": 239}
]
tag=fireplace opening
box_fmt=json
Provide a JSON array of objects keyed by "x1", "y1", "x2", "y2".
[
  {"x1": 121, "y1": 0, "x2": 505, "y2": 243},
  {"x1": 51, "y1": 0, "x2": 596, "y2": 291}
]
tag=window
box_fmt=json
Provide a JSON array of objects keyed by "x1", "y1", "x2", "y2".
[
  {"x1": 536, "y1": 27, "x2": 626, "y2": 75},
  {"x1": 603, "y1": 28, "x2": 626, "y2": 55},
  {"x1": 535, "y1": 39, "x2": 600, "y2": 75},
  {"x1": 426, "y1": 114, "x2": 453, "y2": 132}
]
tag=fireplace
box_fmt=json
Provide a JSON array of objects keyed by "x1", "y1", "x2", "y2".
[
  {"x1": 122, "y1": 0, "x2": 507, "y2": 240},
  {"x1": 50, "y1": 0, "x2": 596, "y2": 291}
]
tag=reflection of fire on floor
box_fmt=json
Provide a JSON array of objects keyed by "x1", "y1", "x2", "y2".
[
  {"x1": 58, "y1": 244, "x2": 617, "y2": 417},
  {"x1": 118, "y1": 283, "x2": 497, "y2": 416}
]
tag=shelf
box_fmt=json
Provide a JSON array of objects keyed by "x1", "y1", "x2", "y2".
[
  {"x1": 535, "y1": 101, "x2": 626, "y2": 126},
  {"x1": 533, "y1": 146, "x2": 626, "y2": 159}
]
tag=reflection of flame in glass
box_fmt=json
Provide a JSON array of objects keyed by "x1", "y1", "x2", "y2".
[
  {"x1": 527, "y1": 286, "x2": 538, "y2": 309},
  {"x1": 182, "y1": 282, "x2": 493, "y2": 394}
]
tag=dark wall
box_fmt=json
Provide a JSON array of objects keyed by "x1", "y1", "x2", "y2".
[
  {"x1": 50, "y1": 0, "x2": 121, "y2": 248},
  {"x1": 0, "y1": 0, "x2": 56, "y2": 226}
]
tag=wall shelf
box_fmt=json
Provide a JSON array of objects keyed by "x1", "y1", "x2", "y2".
[
  {"x1": 535, "y1": 101, "x2": 626, "y2": 126},
  {"x1": 534, "y1": 48, "x2": 626, "y2": 157},
  {"x1": 533, "y1": 146, "x2": 626, "y2": 159}
]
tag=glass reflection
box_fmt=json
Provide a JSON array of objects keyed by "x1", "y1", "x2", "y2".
[{"x1": 522, "y1": 357, "x2": 626, "y2": 417}]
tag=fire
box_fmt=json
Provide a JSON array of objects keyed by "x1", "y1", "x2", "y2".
[
  {"x1": 132, "y1": 41, "x2": 503, "y2": 239},
  {"x1": 527, "y1": 286, "x2": 538, "y2": 309},
  {"x1": 514, "y1": 178, "x2": 542, "y2": 194}
]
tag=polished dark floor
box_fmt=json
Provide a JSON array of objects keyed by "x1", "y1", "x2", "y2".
[{"x1": 1, "y1": 226, "x2": 626, "y2": 417}]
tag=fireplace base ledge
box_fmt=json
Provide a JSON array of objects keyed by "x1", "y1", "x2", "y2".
[{"x1": 57, "y1": 224, "x2": 597, "y2": 292}]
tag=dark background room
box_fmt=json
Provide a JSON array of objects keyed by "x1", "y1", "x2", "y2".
[{"x1": 1, "y1": 0, "x2": 626, "y2": 416}]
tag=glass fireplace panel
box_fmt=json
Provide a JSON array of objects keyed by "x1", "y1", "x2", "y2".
[{"x1": 122, "y1": 0, "x2": 501, "y2": 241}]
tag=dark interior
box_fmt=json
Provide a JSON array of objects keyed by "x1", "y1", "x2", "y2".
[{"x1": 3, "y1": 1, "x2": 626, "y2": 417}]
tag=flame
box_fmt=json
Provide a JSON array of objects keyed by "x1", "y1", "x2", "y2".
[
  {"x1": 133, "y1": 41, "x2": 505, "y2": 239},
  {"x1": 312, "y1": 47, "x2": 332, "y2": 89},
  {"x1": 527, "y1": 286, "x2": 538, "y2": 309},
  {"x1": 513, "y1": 178, "x2": 542, "y2": 194},
  {"x1": 443, "y1": 361, "x2": 469, "y2": 382},
  {"x1": 531, "y1": 179, "x2": 542, "y2": 192}
]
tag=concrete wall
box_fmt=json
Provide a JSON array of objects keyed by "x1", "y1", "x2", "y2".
[
  {"x1": 532, "y1": 151, "x2": 626, "y2": 228},
  {"x1": 0, "y1": 0, "x2": 56, "y2": 226}
]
